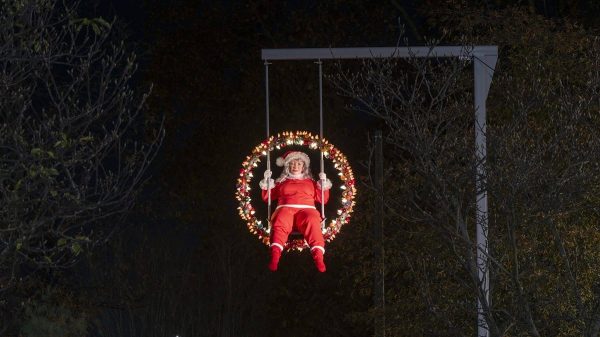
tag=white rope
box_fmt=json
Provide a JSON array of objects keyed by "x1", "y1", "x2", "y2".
[
  {"x1": 317, "y1": 59, "x2": 326, "y2": 230},
  {"x1": 264, "y1": 61, "x2": 272, "y2": 233}
]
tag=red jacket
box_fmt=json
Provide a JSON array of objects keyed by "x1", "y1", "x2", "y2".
[{"x1": 262, "y1": 178, "x2": 329, "y2": 206}]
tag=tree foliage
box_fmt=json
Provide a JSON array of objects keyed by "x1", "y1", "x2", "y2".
[
  {"x1": 329, "y1": 3, "x2": 600, "y2": 337},
  {"x1": 0, "y1": 0, "x2": 163, "y2": 330}
]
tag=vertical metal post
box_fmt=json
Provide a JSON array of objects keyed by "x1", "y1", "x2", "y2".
[
  {"x1": 473, "y1": 53, "x2": 497, "y2": 337},
  {"x1": 374, "y1": 130, "x2": 385, "y2": 337}
]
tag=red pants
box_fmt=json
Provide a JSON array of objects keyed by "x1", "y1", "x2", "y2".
[{"x1": 270, "y1": 207, "x2": 325, "y2": 252}]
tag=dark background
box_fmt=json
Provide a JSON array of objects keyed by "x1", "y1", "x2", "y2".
[{"x1": 9, "y1": 1, "x2": 600, "y2": 336}]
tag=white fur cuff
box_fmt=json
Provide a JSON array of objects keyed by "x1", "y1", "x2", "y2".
[
  {"x1": 271, "y1": 243, "x2": 284, "y2": 251},
  {"x1": 311, "y1": 246, "x2": 325, "y2": 254},
  {"x1": 259, "y1": 178, "x2": 275, "y2": 190},
  {"x1": 317, "y1": 178, "x2": 332, "y2": 190}
]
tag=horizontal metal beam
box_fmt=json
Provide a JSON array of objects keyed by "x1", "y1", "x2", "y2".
[{"x1": 261, "y1": 46, "x2": 497, "y2": 61}]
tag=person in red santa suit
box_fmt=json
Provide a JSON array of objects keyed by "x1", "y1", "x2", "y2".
[{"x1": 259, "y1": 150, "x2": 332, "y2": 272}]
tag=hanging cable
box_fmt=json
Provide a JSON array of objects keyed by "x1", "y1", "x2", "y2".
[
  {"x1": 265, "y1": 60, "x2": 272, "y2": 232},
  {"x1": 317, "y1": 59, "x2": 325, "y2": 229}
]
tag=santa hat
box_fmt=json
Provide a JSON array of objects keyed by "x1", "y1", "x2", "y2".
[{"x1": 276, "y1": 151, "x2": 310, "y2": 168}]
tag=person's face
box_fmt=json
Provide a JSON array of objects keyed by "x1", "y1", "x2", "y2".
[{"x1": 289, "y1": 159, "x2": 304, "y2": 175}]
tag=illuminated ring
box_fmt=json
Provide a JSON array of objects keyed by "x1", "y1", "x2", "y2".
[{"x1": 236, "y1": 131, "x2": 357, "y2": 251}]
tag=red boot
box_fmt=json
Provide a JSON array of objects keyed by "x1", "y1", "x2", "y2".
[
  {"x1": 268, "y1": 246, "x2": 282, "y2": 271},
  {"x1": 311, "y1": 248, "x2": 326, "y2": 272}
]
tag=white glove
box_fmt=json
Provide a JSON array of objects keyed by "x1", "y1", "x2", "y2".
[
  {"x1": 317, "y1": 173, "x2": 332, "y2": 190},
  {"x1": 264, "y1": 170, "x2": 272, "y2": 178},
  {"x1": 260, "y1": 178, "x2": 275, "y2": 190}
]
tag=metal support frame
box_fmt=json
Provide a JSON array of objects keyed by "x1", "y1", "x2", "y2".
[{"x1": 262, "y1": 46, "x2": 498, "y2": 337}]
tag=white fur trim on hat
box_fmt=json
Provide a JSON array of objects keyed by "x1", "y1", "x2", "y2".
[
  {"x1": 276, "y1": 151, "x2": 310, "y2": 168},
  {"x1": 275, "y1": 157, "x2": 286, "y2": 167}
]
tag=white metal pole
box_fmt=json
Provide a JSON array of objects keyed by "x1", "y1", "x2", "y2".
[{"x1": 473, "y1": 52, "x2": 497, "y2": 337}]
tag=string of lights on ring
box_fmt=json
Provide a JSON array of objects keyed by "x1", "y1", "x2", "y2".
[{"x1": 236, "y1": 131, "x2": 357, "y2": 251}]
